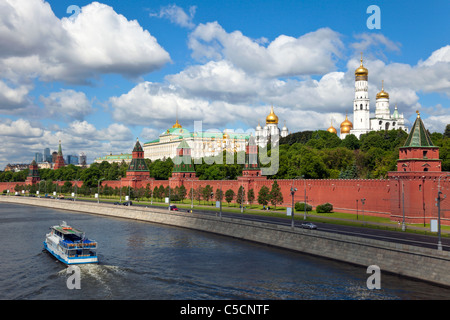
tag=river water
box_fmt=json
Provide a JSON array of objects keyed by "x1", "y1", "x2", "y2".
[{"x1": 1, "y1": 202, "x2": 450, "y2": 301}]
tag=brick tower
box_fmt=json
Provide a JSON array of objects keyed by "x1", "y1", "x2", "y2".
[
  {"x1": 26, "y1": 160, "x2": 40, "y2": 184},
  {"x1": 171, "y1": 140, "x2": 197, "y2": 180},
  {"x1": 124, "y1": 138, "x2": 151, "y2": 180},
  {"x1": 53, "y1": 140, "x2": 66, "y2": 170},
  {"x1": 397, "y1": 111, "x2": 441, "y2": 172}
]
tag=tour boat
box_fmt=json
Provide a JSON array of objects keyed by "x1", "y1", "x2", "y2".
[{"x1": 44, "y1": 221, "x2": 98, "y2": 265}]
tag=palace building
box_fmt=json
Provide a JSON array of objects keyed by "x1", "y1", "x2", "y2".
[{"x1": 143, "y1": 118, "x2": 249, "y2": 162}]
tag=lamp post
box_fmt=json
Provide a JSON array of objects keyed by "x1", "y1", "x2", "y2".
[
  {"x1": 219, "y1": 176, "x2": 230, "y2": 218},
  {"x1": 401, "y1": 181, "x2": 406, "y2": 231},
  {"x1": 38, "y1": 179, "x2": 45, "y2": 198},
  {"x1": 437, "y1": 174, "x2": 449, "y2": 251},
  {"x1": 361, "y1": 198, "x2": 366, "y2": 224},
  {"x1": 97, "y1": 178, "x2": 104, "y2": 203},
  {"x1": 302, "y1": 176, "x2": 307, "y2": 220},
  {"x1": 290, "y1": 177, "x2": 299, "y2": 228}
]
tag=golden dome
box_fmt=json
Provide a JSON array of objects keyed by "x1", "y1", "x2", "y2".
[
  {"x1": 355, "y1": 53, "x2": 368, "y2": 77},
  {"x1": 266, "y1": 105, "x2": 279, "y2": 124},
  {"x1": 376, "y1": 80, "x2": 389, "y2": 99},
  {"x1": 327, "y1": 121, "x2": 337, "y2": 134},
  {"x1": 340, "y1": 115, "x2": 353, "y2": 134},
  {"x1": 172, "y1": 119, "x2": 182, "y2": 129}
]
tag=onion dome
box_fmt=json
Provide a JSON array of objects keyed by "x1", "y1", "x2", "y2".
[
  {"x1": 266, "y1": 105, "x2": 279, "y2": 125},
  {"x1": 340, "y1": 115, "x2": 353, "y2": 134},
  {"x1": 376, "y1": 80, "x2": 389, "y2": 99},
  {"x1": 327, "y1": 121, "x2": 337, "y2": 134},
  {"x1": 355, "y1": 53, "x2": 368, "y2": 79},
  {"x1": 172, "y1": 119, "x2": 182, "y2": 129}
]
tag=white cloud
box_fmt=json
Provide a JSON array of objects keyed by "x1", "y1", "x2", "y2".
[
  {"x1": 150, "y1": 4, "x2": 197, "y2": 28},
  {"x1": 0, "y1": 118, "x2": 43, "y2": 138},
  {"x1": 0, "y1": 0, "x2": 171, "y2": 84},
  {"x1": 188, "y1": 22, "x2": 343, "y2": 78},
  {"x1": 0, "y1": 80, "x2": 31, "y2": 109},
  {"x1": 40, "y1": 89, "x2": 93, "y2": 121}
]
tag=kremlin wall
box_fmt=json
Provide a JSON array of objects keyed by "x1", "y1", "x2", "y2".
[{"x1": 2, "y1": 112, "x2": 450, "y2": 227}]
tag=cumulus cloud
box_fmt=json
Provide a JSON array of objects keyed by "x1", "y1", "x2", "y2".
[
  {"x1": 40, "y1": 89, "x2": 93, "y2": 121},
  {"x1": 188, "y1": 22, "x2": 343, "y2": 78},
  {"x1": 150, "y1": 4, "x2": 197, "y2": 28},
  {"x1": 0, "y1": 118, "x2": 136, "y2": 168},
  {"x1": 0, "y1": 0, "x2": 171, "y2": 84}
]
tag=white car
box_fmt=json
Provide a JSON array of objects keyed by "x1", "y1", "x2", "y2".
[{"x1": 301, "y1": 222, "x2": 317, "y2": 230}]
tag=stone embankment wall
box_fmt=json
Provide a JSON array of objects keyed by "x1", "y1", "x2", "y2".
[{"x1": 1, "y1": 196, "x2": 449, "y2": 287}]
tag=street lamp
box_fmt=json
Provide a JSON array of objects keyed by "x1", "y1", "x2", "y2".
[
  {"x1": 361, "y1": 198, "x2": 366, "y2": 224},
  {"x1": 437, "y1": 174, "x2": 449, "y2": 251},
  {"x1": 302, "y1": 175, "x2": 307, "y2": 220},
  {"x1": 97, "y1": 178, "x2": 104, "y2": 203},
  {"x1": 219, "y1": 176, "x2": 230, "y2": 218},
  {"x1": 290, "y1": 177, "x2": 300, "y2": 228},
  {"x1": 39, "y1": 179, "x2": 45, "y2": 198}
]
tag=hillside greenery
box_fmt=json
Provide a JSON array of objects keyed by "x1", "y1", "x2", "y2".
[{"x1": 1, "y1": 125, "x2": 449, "y2": 185}]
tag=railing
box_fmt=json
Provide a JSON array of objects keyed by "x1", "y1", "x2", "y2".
[{"x1": 59, "y1": 239, "x2": 97, "y2": 249}]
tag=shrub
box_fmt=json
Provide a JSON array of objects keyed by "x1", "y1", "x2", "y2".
[
  {"x1": 295, "y1": 202, "x2": 312, "y2": 212},
  {"x1": 316, "y1": 202, "x2": 333, "y2": 213}
]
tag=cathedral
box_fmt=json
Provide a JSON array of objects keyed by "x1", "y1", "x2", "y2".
[
  {"x1": 255, "y1": 105, "x2": 289, "y2": 148},
  {"x1": 328, "y1": 54, "x2": 408, "y2": 139}
]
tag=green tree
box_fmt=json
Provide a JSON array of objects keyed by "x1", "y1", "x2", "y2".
[
  {"x1": 247, "y1": 188, "x2": 255, "y2": 205},
  {"x1": 202, "y1": 185, "x2": 213, "y2": 204},
  {"x1": 236, "y1": 186, "x2": 245, "y2": 205},
  {"x1": 257, "y1": 185, "x2": 270, "y2": 206},
  {"x1": 224, "y1": 189, "x2": 235, "y2": 206},
  {"x1": 269, "y1": 180, "x2": 283, "y2": 209}
]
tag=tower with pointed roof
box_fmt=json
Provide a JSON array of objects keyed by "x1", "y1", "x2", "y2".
[
  {"x1": 350, "y1": 53, "x2": 371, "y2": 139},
  {"x1": 26, "y1": 160, "x2": 40, "y2": 184},
  {"x1": 124, "y1": 138, "x2": 151, "y2": 180},
  {"x1": 53, "y1": 140, "x2": 66, "y2": 170},
  {"x1": 172, "y1": 139, "x2": 197, "y2": 179},
  {"x1": 397, "y1": 111, "x2": 441, "y2": 172}
]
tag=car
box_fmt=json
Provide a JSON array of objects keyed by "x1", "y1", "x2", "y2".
[
  {"x1": 113, "y1": 202, "x2": 121, "y2": 205},
  {"x1": 123, "y1": 201, "x2": 132, "y2": 206},
  {"x1": 169, "y1": 205, "x2": 178, "y2": 211},
  {"x1": 301, "y1": 222, "x2": 317, "y2": 230}
]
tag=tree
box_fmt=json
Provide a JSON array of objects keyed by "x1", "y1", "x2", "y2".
[
  {"x1": 202, "y1": 185, "x2": 213, "y2": 204},
  {"x1": 224, "y1": 189, "x2": 235, "y2": 206},
  {"x1": 215, "y1": 188, "x2": 223, "y2": 202},
  {"x1": 177, "y1": 185, "x2": 187, "y2": 202},
  {"x1": 236, "y1": 186, "x2": 245, "y2": 205},
  {"x1": 269, "y1": 180, "x2": 283, "y2": 209},
  {"x1": 194, "y1": 186, "x2": 203, "y2": 204},
  {"x1": 247, "y1": 188, "x2": 255, "y2": 206},
  {"x1": 257, "y1": 185, "x2": 270, "y2": 206},
  {"x1": 444, "y1": 124, "x2": 450, "y2": 138}
]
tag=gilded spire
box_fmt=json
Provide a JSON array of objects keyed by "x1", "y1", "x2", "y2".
[{"x1": 355, "y1": 52, "x2": 368, "y2": 78}]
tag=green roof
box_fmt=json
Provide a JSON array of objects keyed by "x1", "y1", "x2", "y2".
[{"x1": 402, "y1": 113, "x2": 434, "y2": 148}]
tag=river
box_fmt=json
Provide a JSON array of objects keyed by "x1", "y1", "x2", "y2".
[{"x1": 1, "y1": 203, "x2": 450, "y2": 301}]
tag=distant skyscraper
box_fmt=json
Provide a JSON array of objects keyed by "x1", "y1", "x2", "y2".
[
  {"x1": 44, "y1": 148, "x2": 51, "y2": 162},
  {"x1": 79, "y1": 152, "x2": 87, "y2": 166},
  {"x1": 66, "y1": 155, "x2": 79, "y2": 165},
  {"x1": 34, "y1": 152, "x2": 43, "y2": 163}
]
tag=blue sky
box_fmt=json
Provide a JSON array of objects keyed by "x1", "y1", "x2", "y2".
[{"x1": 0, "y1": 0, "x2": 449, "y2": 167}]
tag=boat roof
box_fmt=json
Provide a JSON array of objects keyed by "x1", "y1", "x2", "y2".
[{"x1": 52, "y1": 225, "x2": 84, "y2": 235}]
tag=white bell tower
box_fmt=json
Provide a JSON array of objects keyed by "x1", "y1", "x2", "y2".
[{"x1": 350, "y1": 53, "x2": 371, "y2": 139}]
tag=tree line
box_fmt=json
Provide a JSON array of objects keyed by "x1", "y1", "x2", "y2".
[{"x1": 1, "y1": 125, "x2": 449, "y2": 186}]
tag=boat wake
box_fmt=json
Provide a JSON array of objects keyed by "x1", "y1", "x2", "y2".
[{"x1": 57, "y1": 264, "x2": 127, "y2": 298}]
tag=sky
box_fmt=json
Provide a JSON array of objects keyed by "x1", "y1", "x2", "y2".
[{"x1": 0, "y1": 0, "x2": 449, "y2": 168}]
